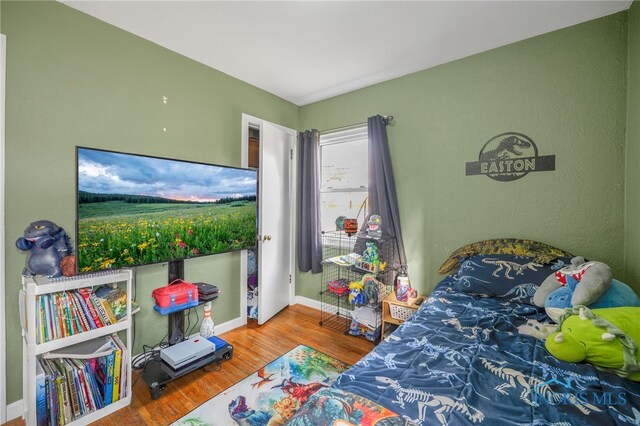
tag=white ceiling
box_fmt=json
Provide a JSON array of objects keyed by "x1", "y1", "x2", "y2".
[{"x1": 61, "y1": 1, "x2": 631, "y2": 106}]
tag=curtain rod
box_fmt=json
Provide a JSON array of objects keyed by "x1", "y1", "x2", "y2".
[
  {"x1": 319, "y1": 115, "x2": 394, "y2": 134},
  {"x1": 319, "y1": 121, "x2": 366, "y2": 134}
]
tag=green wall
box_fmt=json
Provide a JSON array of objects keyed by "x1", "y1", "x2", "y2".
[
  {"x1": 2, "y1": 0, "x2": 639, "y2": 409},
  {"x1": 298, "y1": 12, "x2": 629, "y2": 301},
  {"x1": 1, "y1": 1, "x2": 298, "y2": 404},
  {"x1": 625, "y1": 2, "x2": 640, "y2": 287}
]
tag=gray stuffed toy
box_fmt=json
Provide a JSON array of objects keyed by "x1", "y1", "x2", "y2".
[
  {"x1": 533, "y1": 256, "x2": 612, "y2": 308},
  {"x1": 519, "y1": 256, "x2": 636, "y2": 340},
  {"x1": 16, "y1": 220, "x2": 72, "y2": 277},
  {"x1": 366, "y1": 215, "x2": 382, "y2": 239}
]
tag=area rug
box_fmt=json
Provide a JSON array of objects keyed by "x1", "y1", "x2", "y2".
[{"x1": 172, "y1": 345, "x2": 350, "y2": 426}]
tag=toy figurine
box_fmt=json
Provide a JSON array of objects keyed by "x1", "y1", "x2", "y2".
[
  {"x1": 362, "y1": 242, "x2": 379, "y2": 264},
  {"x1": 366, "y1": 215, "x2": 382, "y2": 239},
  {"x1": 16, "y1": 220, "x2": 73, "y2": 277},
  {"x1": 348, "y1": 281, "x2": 365, "y2": 305}
]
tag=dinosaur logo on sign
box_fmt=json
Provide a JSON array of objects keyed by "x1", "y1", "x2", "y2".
[{"x1": 466, "y1": 132, "x2": 555, "y2": 181}]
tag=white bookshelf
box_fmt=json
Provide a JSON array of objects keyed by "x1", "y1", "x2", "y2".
[{"x1": 21, "y1": 269, "x2": 133, "y2": 426}]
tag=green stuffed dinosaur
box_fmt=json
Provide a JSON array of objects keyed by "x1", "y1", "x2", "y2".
[{"x1": 545, "y1": 306, "x2": 640, "y2": 381}]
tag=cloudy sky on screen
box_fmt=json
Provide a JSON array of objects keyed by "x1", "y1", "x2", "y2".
[{"x1": 78, "y1": 148, "x2": 257, "y2": 202}]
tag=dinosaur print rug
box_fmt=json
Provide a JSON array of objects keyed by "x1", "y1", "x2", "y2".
[{"x1": 172, "y1": 345, "x2": 351, "y2": 426}]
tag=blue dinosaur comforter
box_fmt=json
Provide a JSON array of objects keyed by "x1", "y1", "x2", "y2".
[{"x1": 331, "y1": 278, "x2": 640, "y2": 425}]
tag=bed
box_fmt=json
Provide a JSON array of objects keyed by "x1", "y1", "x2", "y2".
[{"x1": 288, "y1": 252, "x2": 640, "y2": 425}]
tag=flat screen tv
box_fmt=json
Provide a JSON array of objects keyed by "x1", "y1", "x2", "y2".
[{"x1": 76, "y1": 147, "x2": 257, "y2": 273}]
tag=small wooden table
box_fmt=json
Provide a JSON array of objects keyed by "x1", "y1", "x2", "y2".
[{"x1": 381, "y1": 292, "x2": 425, "y2": 338}]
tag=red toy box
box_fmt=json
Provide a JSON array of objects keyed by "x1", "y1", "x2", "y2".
[{"x1": 152, "y1": 280, "x2": 199, "y2": 309}]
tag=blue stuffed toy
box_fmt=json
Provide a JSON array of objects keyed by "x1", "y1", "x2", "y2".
[
  {"x1": 16, "y1": 220, "x2": 72, "y2": 277},
  {"x1": 519, "y1": 257, "x2": 640, "y2": 340},
  {"x1": 544, "y1": 276, "x2": 640, "y2": 322}
]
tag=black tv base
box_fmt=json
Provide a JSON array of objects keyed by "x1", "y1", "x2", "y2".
[
  {"x1": 142, "y1": 342, "x2": 233, "y2": 400},
  {"x1": 142, "y1": 259, "x2": 233, "y2": 400}
]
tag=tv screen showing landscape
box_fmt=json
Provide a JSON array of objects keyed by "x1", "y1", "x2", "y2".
[{"x1": 76, "y1": 147, "x2": 257, "y2": 273}]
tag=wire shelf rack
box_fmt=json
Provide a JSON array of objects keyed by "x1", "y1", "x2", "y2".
[{"x1": 319, "y1": 230, "x2": 396, "y2": 341}]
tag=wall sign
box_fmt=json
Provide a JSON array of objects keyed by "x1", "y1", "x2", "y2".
[{"x1": 465, "y1": 132, "x2": 555, "y2": 182}]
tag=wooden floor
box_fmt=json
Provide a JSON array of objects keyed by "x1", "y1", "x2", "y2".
[{"x1": 7, "y1": 304, "x2": 374, "y2": 426}]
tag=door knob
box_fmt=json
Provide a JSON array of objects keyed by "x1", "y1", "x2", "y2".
[{"x1": 263, "y1": 235, "x2": 272, "y2": 242}]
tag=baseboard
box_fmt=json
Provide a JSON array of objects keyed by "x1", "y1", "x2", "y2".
[
  {"x1": 294, "y1": 295, "x2": 321, "y2": 311},
  {"x1": 184, "y1": 316, "x2": 246, "y2": 340},
  {"x1": 213, "y1": 316, "x2": 246, "y2": 335},
  {"x1": 7, "y1": 399, "x2": 23, "y2": 422}
]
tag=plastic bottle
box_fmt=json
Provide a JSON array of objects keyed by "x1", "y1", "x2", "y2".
[
  {"x1": 199, "y1": 302, "x2": 215, "y2": 338},
  {"x1": 395, "y1": 265, "x2": 410, "y2": 302}
]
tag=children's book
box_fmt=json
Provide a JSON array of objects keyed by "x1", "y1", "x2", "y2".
[
  {"x1": 62, "y1": 359, "x2": 80, "y2": 419},
  {"x1": 95, "y1": 355, "x2": 113, "y2": 406},
  {"x1": 95, "y1": 286, "x2": 128, "y2": 322},
  {"x1": 71, "y1": 358, "x2": 95, "y2": 413},
  {"x1": 108, "y1": 336, "x2": 122, "y2": 403},
  {"x1": 41, "y1": 359, "x2": 59, "y2": 426},
  {"x1": 70, "y1": 292, "x2": 91, "y2": 332},
  {"x1": 61, "y1": 292, "x2": 74, "y2": 337},
  {"x1": 78, "y1": 288, "x2": 104, "y2": 328},
  {"x1": 90, "y1": 293, "x2": 112, "y2": 326},
  {"x1": 49, "y1": 294, "x2": 59, "y2": 340},
  {"x1": 111, "y1": 334, "x2": 128, "y2": 400},
  {"x1": 73, "y1": 292, "x2": 96, "y2": 330},
  {"x1": 85, "y1": 358, "x2": 104, "y2": 410},
  {"x1": 105, "y1": 350, "x2": 115, "y2": 405},
  {"x1": 43, "y1": 335, "x2": 114, "y2": 359},
  {"x1": 35, "y1": 358, "x2": 47, "y2": 426},
  {"x1": 52, "y1": 359, "x2": 72, "y2": 424},
  {"x1": 55, "y1": 294, "x2": 67, "y2": 338}
]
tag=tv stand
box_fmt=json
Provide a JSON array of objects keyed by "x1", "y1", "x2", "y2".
[
  {"x1": 168, "y1": 259, "x2": 186, "y2": 344},
  {"x1": 142, "y1": 259, "x2": 233, "y2": 399},
  {"x1": 142, "y1": 338, "x2": 233, "y2": 400}
]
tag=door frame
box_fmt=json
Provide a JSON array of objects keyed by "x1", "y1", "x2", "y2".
[
  {"x1": 240, "y1": 113, "x2": 297, "y2": 324},
  {"x1": 1, "y1": 33, "x2": 7, "y2": 423}
]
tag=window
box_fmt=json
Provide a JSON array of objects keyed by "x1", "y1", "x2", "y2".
[{"x1": 319, "y1": 125, "x2": 368, "y2": 232}]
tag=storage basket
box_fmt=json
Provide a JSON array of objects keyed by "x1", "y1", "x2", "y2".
[{"x1": 389, "y1": 303, "x2": 415, "y2": 321}]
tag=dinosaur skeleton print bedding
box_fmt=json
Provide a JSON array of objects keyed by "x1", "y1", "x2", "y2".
[{"x1": 287, "y1": 276, "x2": 640, "y2": 425}]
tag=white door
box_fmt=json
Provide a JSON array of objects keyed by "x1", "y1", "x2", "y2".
[
  {"x1": 240, "y1": 114, "x2": 296, "y2": 326},
  {"x1": 258, "y1": 121, "x2": 293, "y2": 324}
]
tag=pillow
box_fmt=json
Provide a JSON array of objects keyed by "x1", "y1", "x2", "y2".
[
  {"x1": 438, "y1": 238, "x2": 573, "y2": 275},
  {"x1": 452, "y1": 254, "x2": 572, "y2": 304}
]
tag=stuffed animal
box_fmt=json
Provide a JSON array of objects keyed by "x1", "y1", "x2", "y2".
[
  {"x1": 362, "y1": 242, "x2": 379, "y2": 263},
  {"x1": 533, "y1": 257, "x2": 613, "y2": 308},
  {"x1": 518, "y1": 257, "x2": 640, "y2": 340},
  {"x1": 366, "y1": 215, "x2": 382, "y2": 239},
  {"x1": 533, "y1": 257, "x2": 640, "y2": 323},
  {"x1": 544, "y1": 276, "x2": 640, "y2": 322},
  {"x1": 61, "y1": 255, "x2": 77, "y2": 277},
  {"x1": 16, "y1": 220, "x2": 73, "y2": 277},
  {"x1": 545, "y1": 306, "x2": 640, "y2": 381},
  {"x1": 348, "y1": 281, "x2": 365, "y2": 305},
  {"x1": 362, "y1": 274, "x2": 384, "y2": 305}
]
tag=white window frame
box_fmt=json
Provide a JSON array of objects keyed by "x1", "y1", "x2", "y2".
[{"x1": 319, "y1": 125, "x2": 368, "y2": 232}]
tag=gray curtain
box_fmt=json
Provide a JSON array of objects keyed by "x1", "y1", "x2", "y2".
[
  {"x1": 297, "y1": 129, "x2": 323, "y2": 273},
  {"x1": 367, "y1": 115, "x2": 407, "y2": 268}
]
